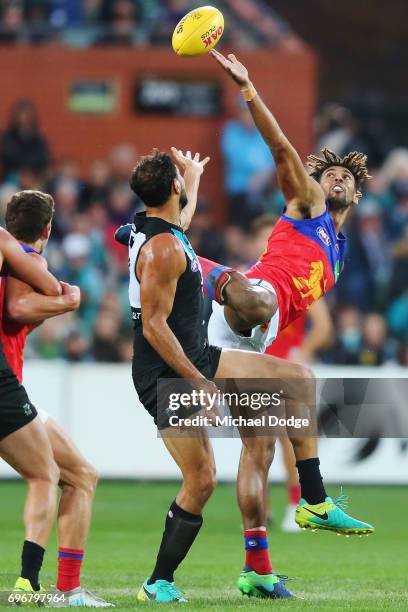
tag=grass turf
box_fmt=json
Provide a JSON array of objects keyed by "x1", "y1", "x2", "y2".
[{"x1": 0, "y1": 481, "x2": 407, "y2": 610}]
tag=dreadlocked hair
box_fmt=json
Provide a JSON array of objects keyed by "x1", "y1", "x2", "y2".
[{"x1": 307, "y1": 148, "x2": 371, "y2": 199}]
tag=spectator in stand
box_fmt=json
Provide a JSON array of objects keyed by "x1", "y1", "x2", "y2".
[
  {"x1": 388, "y1": 291, "x2": 408, "y2": 342},
  {"x1": 63, "y1": 330, "x2": 90, "y2": 362},
  {"x1": 109, "y1": 143, "x2": 138, "y2": 189},
  {"x1": 0, "y1": 100, "x2": 50, "y2": 178},
  {"x1": 398, "y1": 343, "x2": 408, "y2": 367},
  {"x1": 339, "y1": 200, "x2": 392, "y2": 311},
  {"x1": 95, "y1": 0, "x2": 140, "y2": 45},
  {"x1": 148, "y1": 0, "x2": 199, "y2": 45},
  {"x1": 221, "y1": 98, "x2": 275, "y2": 228},
  {"x1": 357, "y1": 313, "x2": 397, "y2": 366},
  {"x1": 51, "y1": 177, "x2": 82, "y2": 240},
  {"x1": 0, "y1": 3, "x2": 25, "y2": 43},
  {"x1": 81, "y1": 159, "x2": 111, "y2": 209},
  {"x1": 328, "y1": 306, "x2": 363, "y2": 365},
  {"x1": 316, "y1": 104, "x2": 366, "y2": 158},
  {"x1": 24, "y1": 0, "x2": 54, "y2": 43},
  {"x1": 60, "y1": 233, "x2": 104, "y2": 329},
  {"x1": 91, "y1": 310, "x2": 121, "y2": 362},
  {"x1": 187, "y1": 201, "x2": 226, "y2": 264}
]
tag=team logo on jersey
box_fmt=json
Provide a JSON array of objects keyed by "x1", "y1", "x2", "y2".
[
  {"x1": 22, "y1": 402, "x2": 32, "y2": 416},
  {"x1": 292, "y1": 261, "x2": 327, "y2": 305},
  {"x1": 191, "y1": 257, "x2": 199, "y2": 272},
  {"x1": 316, "y1": 226, "x2": 331, "y2": 246}
]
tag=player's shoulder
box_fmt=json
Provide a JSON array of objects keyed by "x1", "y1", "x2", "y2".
[
  {"x1": 26, "y1": 251, "x2": 48, "y2": 268},
  {"x1": 139, "y1": 232, "x2": 186, "y2": 273},
  {"x1": 284, "y1": 177, "x2": 326, "y2": 219},
  {"x1": 147, "y1": 231, "x2": 185, "y2": 253},
  {"x1": 282, "y1": 198, "x2": 328, "y2": 222}
]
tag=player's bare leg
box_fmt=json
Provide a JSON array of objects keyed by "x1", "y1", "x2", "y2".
[
  {"x1": 215, "y1": 349, "x2": 314, "y2": 589},
  {"x1": 163, "y1": 429, "x2": 216, "y2": 514},
  {"x1": 237, "y1": 436, "x2": 276, "y2": 529},
  {"x1": 279, "y1": 437, "x2": 302, "y2": 532},
  {"x1": 0, "y1": 417, "x2": 59, "y2": 590},
  {"x1": 138, "y1": 430, "x2": 216, "y2": 603},
  {"x1": 223, "y1": 274, "x2": 277, "y2": 331},
  {"x1": 217, "y1": 349, "x2": 374, "y2": 537},
  {"x1": 46, "y1": 418, "x2": 98, "y2": 550},
  {"x1": 216, "y1": 348, "x2": 319, "y2": 461},
  {"x1": 0, "y1": 418, "x2": 59, "y2": 547},
  {"x1": 43, "y1": 418, "x2": 113, "y2": 607},
  {"x1": 200, "y1": 258, "x2": 276, "y2": 331}
]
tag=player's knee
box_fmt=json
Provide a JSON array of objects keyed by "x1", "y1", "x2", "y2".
[
  {"x1": 47, "y1": 459, "x2": 60, "y2": 488},
  {"x1": 28, "y1": 457, "x2": 60, "y2": 489},
  {"x1": 75, "y1": 463, "x2": 98, "y2": 496},
  {"x1": 187, "y1": 464, "x2": 217, "y2": 502},
  {"x1": 290, "y1": 363, "x2": 315, "y2": 381},
  {"x1": 244, "y1": 291, "x2": 275, "y2": 326},
  {"x1": 244, "y1": 439, "x2": 275, "y2": 470}
]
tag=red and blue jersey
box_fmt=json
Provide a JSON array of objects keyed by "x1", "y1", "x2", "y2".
[
  {"x1": 246, "y1": 205, "x2": 346, "y2": 332},
  {"x1": 0, "y1": 244, "x2": 38, "y2": 383}
]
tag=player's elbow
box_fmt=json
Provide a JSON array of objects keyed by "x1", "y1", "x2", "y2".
[
  {"x1": 42, "y1": 276, "x2": 62, "y2": 297},
  {"x1": 269, "y1": 134, "x2": 290, "y2": 161},
  {"x1": 142, "y1": 319, "x2": 162, "y2": 344},
  {"x1": 7, "y1": 298, "x2": 31, "y2": 323}
]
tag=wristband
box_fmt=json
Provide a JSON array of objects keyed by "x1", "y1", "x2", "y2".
[{"x1": 240, "y1": 83, "x2": 257, "y2": 102}]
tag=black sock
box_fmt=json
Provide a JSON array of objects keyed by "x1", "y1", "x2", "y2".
[
  {"x1": 21, "y1": 540, "x2": 45, "y2": 590},
  {"x1": 147, "y1": 500, "x2": 203, "y2": 584},
  {"x1": 296, "y1": 458, "x2": 327, "y2": 505}
]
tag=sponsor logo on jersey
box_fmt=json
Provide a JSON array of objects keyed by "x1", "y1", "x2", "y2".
[{"x1": 316, "y1": 226, "x2": 331, "y2": 246}]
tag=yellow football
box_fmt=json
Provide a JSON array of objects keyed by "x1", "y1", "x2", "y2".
[{"x1": 172, "y1": 5, "x2": 224, "y2": 57}]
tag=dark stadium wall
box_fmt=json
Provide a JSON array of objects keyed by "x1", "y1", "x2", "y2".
[{"x1": 0, "y1": 47, "x2": 316, "y2": 223}]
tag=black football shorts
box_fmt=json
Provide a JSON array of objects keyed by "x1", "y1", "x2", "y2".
[{"x1": 0, "y1": 367, "x2": 37, "y2": 441}]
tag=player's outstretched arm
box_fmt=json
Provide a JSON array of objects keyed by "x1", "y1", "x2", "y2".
[
  {"x1": 170, "y1": 147, "x2": 210, "y2": 231},
  {"x1": 211, "y1": 49, "x2": 325, "y2": 217},
  {"x1": 0, "y1": 228, "x2": 61, "y2": 296}
]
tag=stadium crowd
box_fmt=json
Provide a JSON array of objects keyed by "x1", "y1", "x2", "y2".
[
  {"x1": 0, "y1": 96, "x2": 407, "y2": 367},
  {"x1": 0, "y1": 0, "x2": 295, "y2": 49}
]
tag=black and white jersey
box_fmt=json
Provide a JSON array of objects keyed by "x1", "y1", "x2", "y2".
[{"x1": 128, "y1": 212, "x2": 208, "y2": 376}]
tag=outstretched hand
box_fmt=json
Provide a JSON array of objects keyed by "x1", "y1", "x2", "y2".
[
  {"x1": 210, "y1": 49, "x2": 250, "y2": 88},
  {"x1": 170, "y1": 147, "x2": 210, "y2": 177}
]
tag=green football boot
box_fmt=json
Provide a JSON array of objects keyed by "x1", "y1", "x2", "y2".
[
  {"x1": 296, "y1": 494, "x2": 374, "y2": 536},
  {"x1": 137, "y1": 578, "x2": 187, "y2": 603},
  {"x1": 237, "y1": 570, "x2": 296, "y2": 599}
]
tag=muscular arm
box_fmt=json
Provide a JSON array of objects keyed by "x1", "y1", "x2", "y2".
[
  {"x1": 0, "y1": 228, "x2": 61, "y2": 296},
  {"x1": 6, "y1": 253, "x2": 80, "y2": 325},
  {"x1": 138, "y1": 234, "x2": 206, "y2": 379},
  {"x1": 211, "y1": 50, "x2": 326, "y2": 218},
  {"x1": 170, "y1": 148, "x2": 210, "y2": 232}
]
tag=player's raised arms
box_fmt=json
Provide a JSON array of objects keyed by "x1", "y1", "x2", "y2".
[
  {"x1": 0, "y1": 228, "x2": 61, "y2": 296},
  {"x1": 211, "y1": 49, "x2": 326, "y2": 219},
  {"x1": 170, "y1": 147, "x2": 210, "y2": 231}
]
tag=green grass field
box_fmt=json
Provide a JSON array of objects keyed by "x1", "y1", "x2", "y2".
[{"x1": 0, "y1": 481, "x2": 407, "y2": 610}]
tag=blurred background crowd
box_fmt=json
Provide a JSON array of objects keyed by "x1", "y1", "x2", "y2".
[
  {"x1": 0, "y1": 0, "x2": 407, "y2": 367},
  {"x1": 0, "y1": 0, "x2": 294, "y2": 48}
]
